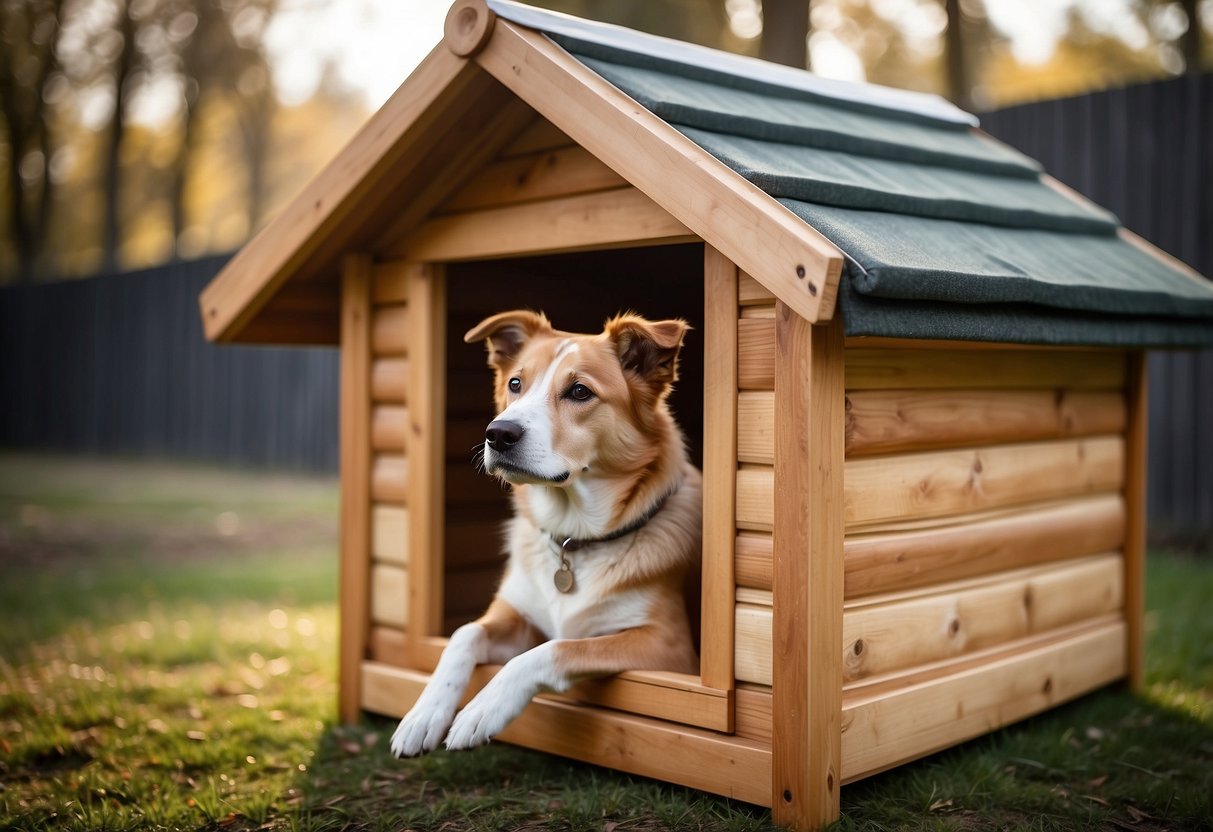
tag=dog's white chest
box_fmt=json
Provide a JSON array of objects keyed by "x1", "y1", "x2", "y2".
[{"x1": 497, "y1": 529, "x2": 651, "y2": 640}]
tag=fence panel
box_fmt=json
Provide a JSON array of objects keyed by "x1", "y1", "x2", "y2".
[{"x1": 0, "y1": 256, "x2": 339, "y2": 472}]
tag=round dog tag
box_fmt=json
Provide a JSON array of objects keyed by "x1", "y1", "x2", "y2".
[{"x1": 553, "y1": 562, "x2": 574, "y2": 593}]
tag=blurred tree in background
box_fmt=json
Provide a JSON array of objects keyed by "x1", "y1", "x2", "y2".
[{"x1": 0, "y1": 0, "x2": 1209, "y2": 283}]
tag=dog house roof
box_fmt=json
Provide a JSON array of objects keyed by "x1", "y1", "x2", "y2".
[{"x1": 199, "y1": 0, "x2": 1213, "y2": 347}]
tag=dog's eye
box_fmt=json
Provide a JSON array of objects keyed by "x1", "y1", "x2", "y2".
[
  {"x1": 568, "y1": 383, "x2": 593, "y2": 402},
  {"x1": 508, "y1": 377, "x2": 522, "y2": 393}
]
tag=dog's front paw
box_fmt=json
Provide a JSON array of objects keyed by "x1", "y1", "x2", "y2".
[
  {"x1": 390, "y1": 699, "x2": 456, "y2": 757},
  {"x1": 443, "y1": 692, "x2": 513, "y2": 751}
]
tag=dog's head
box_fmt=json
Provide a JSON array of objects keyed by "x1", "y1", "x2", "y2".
[{"x1": 464, "y1": 310, "x2": 688, "y2": 488}]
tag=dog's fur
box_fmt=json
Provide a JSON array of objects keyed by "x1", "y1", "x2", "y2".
[{"x1": 390, "y1": 310, "x2": 702, "y2": 755}]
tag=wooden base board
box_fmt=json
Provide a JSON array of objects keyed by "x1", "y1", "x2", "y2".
[{"x1": 361, "y1": 661, "x2": 770, "y2": 806}]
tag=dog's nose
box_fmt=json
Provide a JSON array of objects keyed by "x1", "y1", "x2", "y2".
[{"x1": 485, "y1": 420, "x2": 524, "y2": 451}]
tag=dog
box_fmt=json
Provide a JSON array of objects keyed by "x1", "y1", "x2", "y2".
[{"x1": 390, "y1": 309, "x2": 702, "y2": 756}]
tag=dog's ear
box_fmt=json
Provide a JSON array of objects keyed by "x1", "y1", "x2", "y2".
[
  {"x1": 464, "y1": 310, "x2": 551, "y2": 370},
  {"x1": 605, "y1": 314, "x2": 688, "y2": 391}
]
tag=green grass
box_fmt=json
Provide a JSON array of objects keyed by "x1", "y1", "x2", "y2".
[{"x1": 1, "y1": 453, "x2": 1211, "y2": 831}]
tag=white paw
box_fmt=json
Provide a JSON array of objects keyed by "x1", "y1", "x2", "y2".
[
  {"x1": 390, "y1": 696, "x2": 457, "y2": 757},
  {"x1": 444, "y1": 690, "x2": 514, "y2": 750}
]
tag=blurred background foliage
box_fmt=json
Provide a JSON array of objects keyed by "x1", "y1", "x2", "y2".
[{"x1": 0, "y1": 0, "x2": 1209, "y2": 284}]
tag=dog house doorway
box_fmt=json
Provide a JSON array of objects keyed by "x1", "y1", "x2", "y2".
[{"x1": 441, "y1": 243, "x2": 707, "y2": 634}]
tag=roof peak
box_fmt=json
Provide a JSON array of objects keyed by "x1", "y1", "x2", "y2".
[{"x1": 487, "y1": 0, "x2": 978, "y2": 128}]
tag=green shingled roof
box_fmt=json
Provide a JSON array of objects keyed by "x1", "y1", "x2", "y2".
[{"x1": 491, "y1": 1, "x2": 1213, "y2": 346}]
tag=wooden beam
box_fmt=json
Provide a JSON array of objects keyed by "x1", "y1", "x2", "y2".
[
  {"x1": 405, "y1": 263, "x2": 447, "y2": 658},
  {"x1": 772, "y1": 307, "x2": 845, "y2": 828},
  {"x1": 1123, "y1": 352, "x2": 1148, "y2": 691},
  {"x1": 199, "y1": 46, "x2": 480, "y2": 342},
  {"x1": 371, "y1": 358, "x2": 409, "y2": 404},
  {"x1": 338, "y1": 254, "x2": 373, "y2": 724},
  {"x1": 397, "y1": 187, "x2": 695, "y2": 262},
  {"x1": 700, "y1": 245, "x2": 739, "y2": 698},
  {"x1": 360, "y1": 661, "x2": 772, "y2": 806},
  {"x1": 474, "y1": 19, "x2": 844, "y2": 323}
]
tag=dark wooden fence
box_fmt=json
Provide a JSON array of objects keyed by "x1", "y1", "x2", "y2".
[
  {"x1": 0, "y1": 255, "x2": 339, "y2": 472},
  {"x1": 0, "y1": 75, "x2": 1208, "y2": 541},
  {"x1": 983, "y1": 73, "x2": 1212, "y2": 547}
]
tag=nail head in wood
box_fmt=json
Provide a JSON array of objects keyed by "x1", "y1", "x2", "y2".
[{"x1": 444, "y1": 0, "x2": 496, "y2": 57}]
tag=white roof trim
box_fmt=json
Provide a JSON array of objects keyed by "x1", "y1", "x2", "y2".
[{"x1": 487, "y1": 0, "x2": 979, "y2": 128}]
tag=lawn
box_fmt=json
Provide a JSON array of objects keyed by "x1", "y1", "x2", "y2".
[{"x1": 0, "y1": 453, "x2": 1210, "y2": 831}]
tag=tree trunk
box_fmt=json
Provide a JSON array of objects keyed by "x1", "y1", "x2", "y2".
[
  {"x1": 101, "y1": 0, "x2": 136, "y2": 274},
  {"x1": 944, "y1": 0, "x2": 971, "y2": 112},
  {"x1": 1180, "y1": 0, "x2": 1202, "y2": 73},
  {"x1": 760, "y1": 0, "x2": 810, "y2": 69}
]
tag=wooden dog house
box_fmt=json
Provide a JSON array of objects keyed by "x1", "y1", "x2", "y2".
[{"x1": 198, "y1": 1, "x2": 1213, "y2": 827}]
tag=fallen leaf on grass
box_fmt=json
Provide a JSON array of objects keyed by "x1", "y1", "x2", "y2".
[
  {"x1": 339, "y1": 740, "x2": 361, "y2": 755},
  {"x1": 218, "y1": 811, "x2": 240, "y2": 827},
  {"x1": 186, "y1": 731, "x2": 207, "y2": 741},
  {"x1": 1086, "y1": 726, "x2": 1105, "y2": 741},
  {"x1": 928, "y1": 799, "x2": 953, "y2": 811},
  {"x1": 1083, "y1": 795, "x2": 1109, "y2": 807},
  {"x1": 1126, "y1": 806, "x2": 1152, "y2": 822},
  {"x1": 1087, "y1": 775, "x2": 1110, "y2": 788}
]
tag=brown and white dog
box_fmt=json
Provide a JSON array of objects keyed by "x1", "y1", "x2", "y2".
[{"x1": 390, "y1": 309, "x2": 702, "y2": 756}]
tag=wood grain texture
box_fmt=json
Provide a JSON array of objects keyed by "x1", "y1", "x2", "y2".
[
  {"x1": 738, "y1": 319, "x2": 775, "y2": 390},
  {"x1": 738, "y1": 274, "x2": 776, "y2": 306},
  {"x1": 360, "y1": 661, "x2": 772, "y2": 805},
  {"x1": 700, "y1": 246, "x2": 739, "y2": 696},
  {"x1": 839, "y1": 619, "x2": 1127, "y2": 783},
  {"x1": 474, "y1": 19, "x2": 844, "y2": 323},
  {"x1": 771, "y1": 308, "x2": 845, "y2": 828},
  {"x1": 734, "y1": 554, "x2": 1124, "y2": 685},
  {"x1": 498, "y1": 116, "x2": 573, "y2": 157},
  {"x1": 741, "y1": 437, "x2": 1124, "y2": 532},
  {"x1": 371, "y1": 261, "x2": 411, "y2": 305},
  {"x1": 1123, "y1": 354, "x2": 1147, "y2": 691},
  {"x1": 371, "y1": 504, "x2": 408, "y2": 565},
  {"x1": 439, "y1": 144, "x2": 627, "y2": 213},
  {"x1": 371, "y1": 358, "x2": 409, "y2": 403},
  {"x1": 405, "y1": 263, "x2": 447, "y2": 654},
  {"x1": 843, "y1": 436, "x2": 1124, "y2": 530},
  {"x1": 338, "y1": 254, "x2": 373, "y2": 724},
  {"x1": 400, "y1": 187, "x2": 695, "y2": 262}
]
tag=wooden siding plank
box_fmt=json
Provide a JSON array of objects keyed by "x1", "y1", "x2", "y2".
[
  {"x1": 360, "y1": 661, "x2": 772, "y2": 806},
  {"x1": 733, "y1": 554, "x2": 1124, "y2": 686},
  {"x1": 439, "y1": 144, "x2": 628, "y2": 213},
  {"x1": 771, "y1": 308, "x2": 845, "y2": 827},
  {"x1": 700, "y1": 245, "x2": 739, "y2": 698},
  {"x1": 474, "y1": 19, "x2": 844, "y2": 323},
  {"x1": 371, "y1": 504, "x2": 408, "y2": 565},
  {"x1": 738, "y1": 493, "x2": 1125, "y2": 594},
  {"x1": 844, "y1": 436, "x2": 1124, "y2": 530},
  {"x1": 738, "y1": 437, "x2": 1124, "y2": 531},
  {"x1": 405, "y1": 263, "x2": 447, "y2": 654},
  {"x1": 371, "y1": 455, "x2": 408, "y2": 503},
  {"x1": 371, "y1": 261, "x2": 411, "y2": 304},
  {"x1": 371, "y1": 564, "x2": 408, "y2": 628},
  {"x1": 738, "y1": 389, "x2": 1126, "y2": 463},
  {"x1": 371, "y1": 404, "x2": 409, "y2": 453},
  {"x1": 399, "y1": 187, "x2": 695, "y2": 262},
  {"x1": 371, "y1": 305, "x2": 409, "y2": 356},
  {"x1": 338, "y1": 254, "x2": 373, "y2": 724},
  {"x1": 738, "y1": 319, "x2": 775, "y2": 390},
  {"x1": 371, "y1": 358, "x2": 409, "y2": 404},
  {"x1": 839, "y1": 620, "x2": 1126, "y2": 783}
]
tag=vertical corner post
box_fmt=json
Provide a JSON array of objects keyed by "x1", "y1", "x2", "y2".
[
  {"x1": 338, "y1": 253, "x2": 374, "y2": 723},
  {"x1": 1124, "y1": 350, "x2": 1149, "y2": 692},
  {"x1": 701, "y1": 245, "x2": 739, "y2": 706},
  {"x1": 771, "y1": 306, "x2": 845, "y2": 829},
  {"x1": 405, "y1": 262, "x2": 447, "y2": 663}
]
